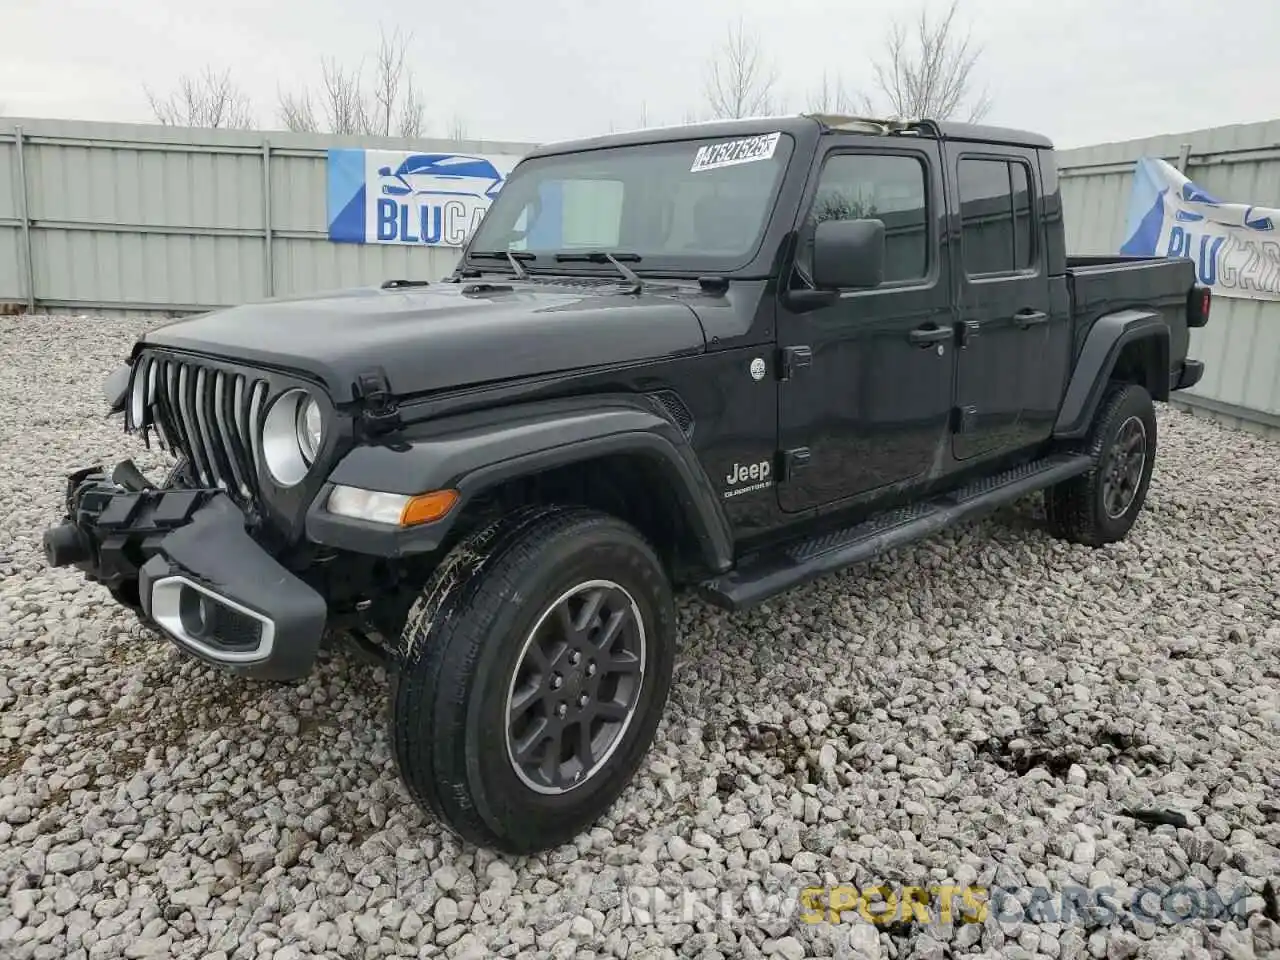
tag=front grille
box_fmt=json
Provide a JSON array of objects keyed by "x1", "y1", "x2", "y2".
[{"x1": 127, "y1": 353, "x2": 268, "y2": 503}]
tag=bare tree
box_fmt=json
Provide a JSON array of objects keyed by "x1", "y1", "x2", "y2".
[
  {"x1": 704, "y1": 20, "x2": 777, "y2": 120},
  {"x1": 368, "y1": 27, "x2": 425, "y2": 137},
  {"x1": 807, "y1": 71, "x2": 857, "y2": 115},
  {"x1": 278, "y1": 89, "x2": 318, "y2": 133},
  {"x1": 864, "y1": 0, "x2": 991, "y2": 122},
  {"x1": 367, "y1": 29, "x2": 405, "y2": 136},
  {"x1": 319, "y1": 57, "x2": 369, "y2": 135},
  {"x1": 447, "y1": 114, "x2": 469, "y2": 141},
  {"x1": 277, "y1": 26, "x2": 426, "y2": 136},
  {"x1": 398, "y1": 82, "x2": 425, "y2": 138},
  {"x1": 146, "y1": 67, "x2": 254, "y2": 129}
]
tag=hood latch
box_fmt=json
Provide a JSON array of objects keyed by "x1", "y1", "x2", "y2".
[{"x1": 354, "y1": 369, "x2": 401, "y2": 435}]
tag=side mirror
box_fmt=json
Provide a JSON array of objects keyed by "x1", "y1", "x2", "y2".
[{"x1": 811, "y1": 218, "x2": 886, "y2": 290}]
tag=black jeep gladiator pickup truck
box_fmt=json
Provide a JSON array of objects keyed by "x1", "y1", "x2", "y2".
[{"x1": 44, "y1": 114, "x2": 1209, "y2": 853}]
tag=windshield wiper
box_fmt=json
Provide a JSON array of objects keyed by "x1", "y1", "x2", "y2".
[
  {"x1": 554, "y1": 251, "x2": 644, "y2": 294},
  {"x1": 470, "y1": 250, "x2": 535, "y2": 279}
]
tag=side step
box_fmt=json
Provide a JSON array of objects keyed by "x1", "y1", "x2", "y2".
[{"x1": 698, "y1": 454, "x2": 1092, "y2": 611}]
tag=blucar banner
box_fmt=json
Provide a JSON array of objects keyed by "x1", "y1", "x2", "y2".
[
  {"x1": 1121, "y1": 156, "x2": 1280, "y2": 300},
  {"x1": 327, "y1": 148, "x2": 524, "y2": 246}
]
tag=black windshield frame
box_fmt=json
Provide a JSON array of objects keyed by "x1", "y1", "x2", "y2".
[{"x1": 463, "y1": 132, "x2": 800, "y2": 277}]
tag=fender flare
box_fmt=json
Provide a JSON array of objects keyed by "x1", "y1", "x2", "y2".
[
  {"x1": 306, "y1": 394, "x2": 735, "y2": 570},
  {"x1": 1053, "y1": 309, "x2": 1169, "y2": 439}
]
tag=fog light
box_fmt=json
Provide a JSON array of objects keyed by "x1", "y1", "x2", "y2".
[{"x1": 178, "y1": 587, "x2": 217, "y2": 639}]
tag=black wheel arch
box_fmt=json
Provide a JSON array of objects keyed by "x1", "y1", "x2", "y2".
[
  {"x1": 1054, "y1": 309, "x2": 1170, "y2": 440},
  {"x1": 305, "y1": 393, "x2": 734, "y2": 575}
]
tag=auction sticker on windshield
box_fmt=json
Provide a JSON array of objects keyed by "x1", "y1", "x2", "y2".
[{"x1": 691, "y1": 133, "x2": 782, "y2": 173}]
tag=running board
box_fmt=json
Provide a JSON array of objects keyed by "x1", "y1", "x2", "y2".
[{"x1": 698, "y1": 454, "x2": 1092, "y2": 611}]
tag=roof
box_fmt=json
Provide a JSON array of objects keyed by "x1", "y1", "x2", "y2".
[
  {"x1": 523, "y1": 115, "x2": 821, "y2": 159},
  {"x1": 523, "y1": 113, "x2": 1053, "y2": 160}
]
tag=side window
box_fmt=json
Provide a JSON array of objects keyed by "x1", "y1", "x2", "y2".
[
  {"x1": 1011, "y1": 163, "x2": 1034, "y2": 270},
  {"x1": 806, "y1": 153, "x2": 929, "y2": 283},
  {"x1": 958, "y1": 158, "x2": 1037, "y2": 275}
]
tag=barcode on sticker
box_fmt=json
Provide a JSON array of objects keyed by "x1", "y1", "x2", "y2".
[{"x1": 690, "y1": 133, "x2": 782, "y2": 173}]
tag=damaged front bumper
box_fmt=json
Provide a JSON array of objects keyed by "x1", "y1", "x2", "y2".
[{"x1": 43, "y1": 463, "x2": 326, "y2": 681}]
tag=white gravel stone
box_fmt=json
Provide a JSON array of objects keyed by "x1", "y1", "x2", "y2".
[
  {"x1": 1, "y1": 314, "x2": 1277, "y2": 959},
  {"x1": 121, "y1": 844, "x2": 148, "y2": 866},
  {"x1": 169, "y1": 885, "x2": 211, "y2": 909},
  {"x1": 45, "y1": 850, "x2": 79, "y2": 874},
  {"x1": 433, "y1": 897, "x2": 459, "y2": 929},
  {"x1": 765, "y1": 935, "x2": 806, "y2": 960},
  {"x1": 11, "y1": 889, "x2": 38, "y2": 921}
]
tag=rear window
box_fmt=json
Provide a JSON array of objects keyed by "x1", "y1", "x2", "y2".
[{"x1": 958, "y1": 158, "x2": 1037, "y2": 275}]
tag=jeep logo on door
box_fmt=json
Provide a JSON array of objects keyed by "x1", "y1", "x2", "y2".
[{"x1": 723, "y1": 459, "x2": 773, "y2": 499}]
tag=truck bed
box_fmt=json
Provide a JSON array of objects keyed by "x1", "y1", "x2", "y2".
[{"x1": 1065, "y1": 253, "x2": 1196, "y2": 373}]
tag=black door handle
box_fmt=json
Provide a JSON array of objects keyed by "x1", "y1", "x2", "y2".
[
  {"x1": 909, "y1": 325, "x2": 952, "y2": 346},
  {"x1": 1014, "y1": 310, "x2": 1049, "y2": 328}
]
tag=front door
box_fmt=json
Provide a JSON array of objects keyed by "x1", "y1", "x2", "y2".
[
  {"x1": 948, "y1": 148, "x2": 1055, "y2": 460},
  {"x1": 777, "y1": 142, "x2": 956, "y2": 514}
]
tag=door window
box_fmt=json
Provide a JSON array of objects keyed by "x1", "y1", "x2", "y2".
[
  {"x1": 957, "y1": 158, "x2": 1037, "y2": 275},
  {"x1": 799, "y1": 153, "x2": 929, "y2": 284}
]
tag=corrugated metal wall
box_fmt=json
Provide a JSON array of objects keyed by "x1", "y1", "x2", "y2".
[
  {"x1": 0, "y1": 117, "x2": 535, "y2": 314},
  {"x1": 1058, "y1": 120, "x2": 1280, "y2": 434}
]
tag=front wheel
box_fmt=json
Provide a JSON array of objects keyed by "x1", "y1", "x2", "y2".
[
  {"x1": 390, "y1": 506, "x2": 675, "y2": 853},
  {"x1": 1046, "y1": 382, "x2": 1157, "y2": 546}
]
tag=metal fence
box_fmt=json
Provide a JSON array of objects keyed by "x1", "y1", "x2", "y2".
[
  {"x1": 1058, "y1": 120, "x2": 1280, "y2": 435},
  {"x1": 0, "y1": 117, "x2": 536, "y2": 315}
]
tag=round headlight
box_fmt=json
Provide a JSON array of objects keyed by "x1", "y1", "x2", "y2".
[
  {"x1": 128, "y1": 363, "x2": 147, "y2": 428},
  {"x1": 262, "y1": 389, "x2": 320, "y2": 487},
  {"x1": 297, "y1": 397, "x2": 323, "y2": 464}
]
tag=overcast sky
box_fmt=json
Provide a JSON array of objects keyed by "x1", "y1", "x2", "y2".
[{"x1": 5, "y1": 0, "x2": 1279, "y2": 149}]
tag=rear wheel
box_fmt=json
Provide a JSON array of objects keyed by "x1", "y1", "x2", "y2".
[
  {"x1": 1046, "y1": 382, "x2": 1157, "y2": 546},
  {"x1": 390, "y1": 506, "x2": 675, "y2": 853}
]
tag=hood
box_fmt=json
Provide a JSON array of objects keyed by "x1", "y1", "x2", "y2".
[{"x1": 141, "y1": 281, "x2": 708, "y2": 402}]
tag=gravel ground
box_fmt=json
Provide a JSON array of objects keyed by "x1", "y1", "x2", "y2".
[{"x1": 1, "y1": 314, "x2": 1278, "y2": 960}]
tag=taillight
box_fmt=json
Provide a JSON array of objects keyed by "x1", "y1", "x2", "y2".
[{"x1": 1188, "y1": 285, "x2": 1211, "y2": 328}]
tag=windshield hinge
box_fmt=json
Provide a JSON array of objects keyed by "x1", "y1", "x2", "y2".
[
  {"x1": 354, "y1": 369, "x2": 401, "y2": 434},
  {"x1": 778, "y1": 345, "x2": 812, "y2": 381}
]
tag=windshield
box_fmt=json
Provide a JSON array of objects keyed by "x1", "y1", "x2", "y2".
[{"x1": 466, "y1": 132, "x2": 795, "y2": 272}]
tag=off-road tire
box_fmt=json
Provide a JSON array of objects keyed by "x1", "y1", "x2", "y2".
[
  {"x1": 390, "y1": 505, "x2": 675, "y2": 853},
  {"x1": 1046, "y1": 382, "x2": 1157, "y2": 546}
]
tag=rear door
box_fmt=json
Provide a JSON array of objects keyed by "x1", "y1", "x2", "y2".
[{"x1": 947, "y1": 147, "x2": 1054, "y2": 460}]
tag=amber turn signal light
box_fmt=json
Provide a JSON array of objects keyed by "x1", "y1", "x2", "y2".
[{"x1": 400, "y1": 489, "x2": 459, "y2": 526}]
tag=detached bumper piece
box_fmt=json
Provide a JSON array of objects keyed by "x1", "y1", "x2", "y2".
[{"x1": 44, "y1": 463, "x2": 326, "y2": 681}]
